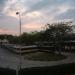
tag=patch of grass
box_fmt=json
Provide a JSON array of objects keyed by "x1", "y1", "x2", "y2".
[{"x1": 24, "y1": 52, "x2": 66, "y2": 61}]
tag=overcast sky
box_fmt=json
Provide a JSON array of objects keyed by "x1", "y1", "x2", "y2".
[{"x1": 0, "y1": 0, "x2": 75, "y2": 35}]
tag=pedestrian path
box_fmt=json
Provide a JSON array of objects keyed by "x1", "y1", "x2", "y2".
[{"x1": 0, "y1": 47, "x2": 75, "y2": 70}]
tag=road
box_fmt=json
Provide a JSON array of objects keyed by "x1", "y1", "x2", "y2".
[
  {"x1": 0, "y1": 47, "x2": 75, "y2": 70},
  {"x1": 0, "y1": 47, "x2": 19, "y2": 69}
]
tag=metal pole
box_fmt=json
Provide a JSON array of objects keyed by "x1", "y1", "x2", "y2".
[
  {"x1": 16, "y1": 12, "x2": 22, "y2": 75},
  {"x1": 18, "y1": 12, "x2": 22, "y2": 70},
  {"x1": 57, "y1": 24, "x2": 61, "y2": 54}
]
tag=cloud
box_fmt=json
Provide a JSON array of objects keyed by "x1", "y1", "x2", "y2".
[
  {"x1": 55, "y1": 8, "x2": 75, "y2": 21},
  {"x1": 25, "y1": 11, "x2": 42, "y2": 18},
  {"x1": 1, "y1": 0, "x2": 64, "y2": 18},
  {"x1": 0, "y1": 28, "x2": 17, "y2": 35},
  {"x1": 1, "y1": 0, "x2": 74, "y2": 20},
  {"x1": 58, "y1": 5, "x2": 71, "y2": 14},
  {"x1": 2, "y1": 0, "x2": 43, "y2": 18},
  {"x1": 0, "y1": 0, "x2": 75, "y2": 35},
  {"x1": 0, "y1": 0, "x2": 6, "y2": 12},
  {"x1": 26, "y1": 0, "x2": 66, "y2": 13},
  {"x1": 2, "y1": 0, "x2": 26, "y2": 17},
  {"x1": 39, "y1": 2, "x2": 75, "y2": 23},
  {"x1": 0, "y1": 0, "x2": 5, "y2": 6},
  {"x1": 22, "y1": 22, "x2": 44, "y2": 32}
]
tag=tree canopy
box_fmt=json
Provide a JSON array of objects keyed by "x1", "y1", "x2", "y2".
[{"x1": 44, "y1": 22, "x2": 73, "y2": 41}]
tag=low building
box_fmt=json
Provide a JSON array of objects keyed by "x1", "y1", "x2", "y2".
[{"x1": 2, "y1": 39, "x2": 9, "y2": 44}]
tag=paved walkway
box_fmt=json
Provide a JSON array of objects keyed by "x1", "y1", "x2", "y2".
[{"x1": 0, "y1": 47, "x2": 75, "y2": 70}]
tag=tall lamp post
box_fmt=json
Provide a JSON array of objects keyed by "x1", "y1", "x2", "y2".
[{"x1": 16, "y1": 12, "x2": 22, "y2": 72}]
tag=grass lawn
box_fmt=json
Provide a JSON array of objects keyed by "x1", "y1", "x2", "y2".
[{"x1": 24, "y1": 52, "x2": 66, "y2": 61}]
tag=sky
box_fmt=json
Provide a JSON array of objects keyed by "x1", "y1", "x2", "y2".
[{"x1": 0, "y1": 0, "x2": 75, "y2": 35}]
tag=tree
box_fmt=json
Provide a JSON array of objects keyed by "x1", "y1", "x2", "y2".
[
  {"x1": 45, "y1": 22, "x2": 73, "y2": 54},
  {"x1": 20, "y1": 31, "x2": 45, "y2": 45}
]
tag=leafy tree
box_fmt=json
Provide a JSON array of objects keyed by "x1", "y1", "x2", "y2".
[
  {"x1": 44, "y1": 22, "x2": 73, "y2": 54},
  {"x1": 20, "y1": 31, "x2": 45, "y2": 45},
  {"x1": 45, "y1": 22, "x2": 73, "y2": 40}
]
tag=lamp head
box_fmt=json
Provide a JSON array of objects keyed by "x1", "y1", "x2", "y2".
[{"x1": 16, "y1": 12, "x2": 19, "y2": 15}]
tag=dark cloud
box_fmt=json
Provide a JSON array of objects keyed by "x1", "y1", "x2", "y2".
[
  {"x1": 65, "y1": 0, "x2": 75, "y2": 6},
  {"x1": 55, "y1": 9, "x2": 75, "y2": 20},
  {"x1": 27, "y1": 0, "x2": 64, "y2": 12},
  {"x1": 0, "y1": 0, "x2": 6, "y2": 7},
  {"x1": 0, "y1": 0, "x2": 5, "y2": 4},
  {"x1": 0, "y1": 0, "x2": 6, "y2": 12}
]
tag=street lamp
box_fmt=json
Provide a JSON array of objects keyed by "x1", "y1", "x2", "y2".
[{"x1": 16, "y1": 12, "x2": 22, "y2": 72}]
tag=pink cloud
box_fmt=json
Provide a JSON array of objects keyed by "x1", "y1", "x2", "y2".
[
  {"x1": 0, "y1": 28, "x2": 17, "y2": 35},
  {"x1": 22, "y1": 23, "x2": 44, "y2": 32}
]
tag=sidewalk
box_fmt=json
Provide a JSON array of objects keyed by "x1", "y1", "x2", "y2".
[{"x1": 0, "y1": 47, "x2": 75, "y2": 70}]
